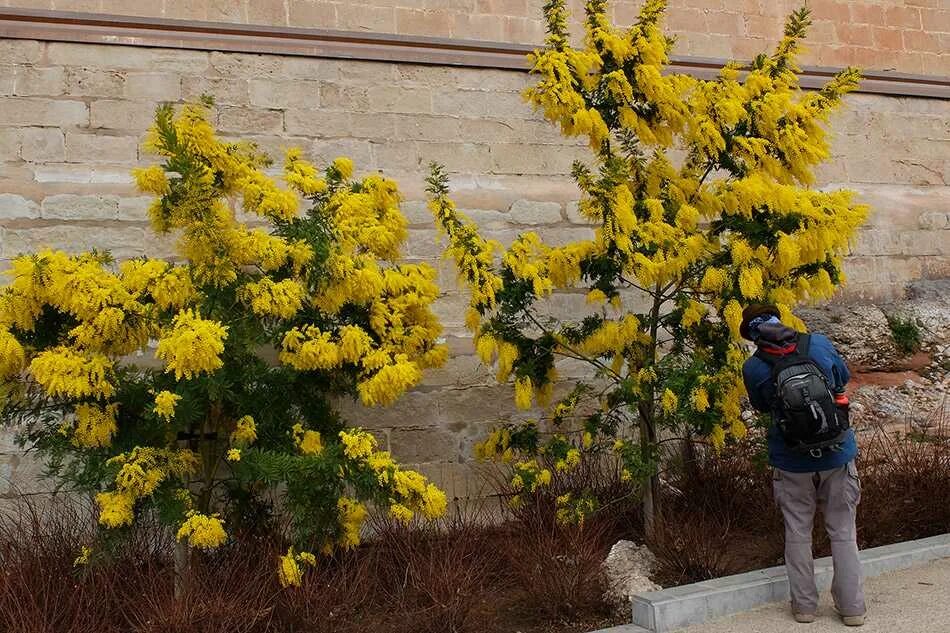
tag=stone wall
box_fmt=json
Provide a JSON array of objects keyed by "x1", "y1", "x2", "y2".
[
  {"x1": 0, "y1": 36, "x2": 947, "y2": 500},
  {"x1": 2, "y1": 0, "x2": 948, "y2": 75}
]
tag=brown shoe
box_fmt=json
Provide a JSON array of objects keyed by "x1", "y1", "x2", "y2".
[
  {"x1": 841, "y1": 613, "x2": 865, "y2": 626},
  {"x1": 794, "y1": 612, "x2": 817, "y2": 623},
  {"x1": 834, "y1": 605, "x2": 866, "y2": 626}
]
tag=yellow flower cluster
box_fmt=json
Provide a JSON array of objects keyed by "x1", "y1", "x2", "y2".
[
  {"x1": 176, "y1": 512, "x2": 227, "y2": 550},
  {"x1": 155, "y1": 309, "x2": 228, "y2": 380},
  {"x1": 29, "y1": 347, "x2": 115, "y2": 400},
  {"x1": 292, "y1": 423, "x2": 323, "y2": 455},
  {"x1": 277, "y1": 547, "x2": 318, "y2": 588},
  {"x1": 152, "y1": 390, "x2": 180, "y2": 422},
  {"x1": 96, "y1": 447, "x2": 198, "y2": 528},
  {"x1": 239, "y1": 278, "x2": 305, "y2": 320},
  {"x1": 72, "y1": 403, "x2": 119, "y2": 448},
  {"x1": 337, "y1": 496, "x2": 368, "y2": 549},
  {"x1": 0, "y1": 328, "x2": 25, "y2": 379},
  {"x1": 230, "y1": 415, "x2": 257, "y2": 447}
]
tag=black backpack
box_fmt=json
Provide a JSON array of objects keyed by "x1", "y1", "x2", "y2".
[{"x1": 755, "y1": 334, "x2": 849, "y2": 456}]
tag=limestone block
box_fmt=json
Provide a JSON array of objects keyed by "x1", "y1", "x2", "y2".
[
  {"x1": 33, "y1": 164, "x2": 134, "y2": 185},
  {"x1": 13, "y1": 66, "x2": 65, "y2": 97},
  {"x1": 0, "y1": 194, "x2": 40, "y2": 220},
  {"x1": 19, "y1": 127, "x2": 65, "y2": 162},
  {"x1": 0, "y1": 97, "x2": 88, "y2": 127},
  {"x1": 919, "y1": 212, "x2": 950, "y2": 230},
  {"x1": 393, "y1": 114, "x2": 461, "y2": 143},
  {"x1": 8, "y1": 225, "x2": 151, "y2": 259},
  {"x1": 285, "y1": 109, "x2": 346, "y2": 137},
  {"x1": 310, "y1": 138, "x2": 373, "y2": 170},
  {"x1": 900, "y1": 230, "x2": 950, "y2": 256},
  {"x1": 0, "y1": 40, "x2": 42, "y2": 65},
  {"x1": 117, "y1": 196, "x2": 154, "y2": 222},
  {"x1": 287, "y1": 2, "x2": 338, "y2": 31},
  {"x1": 365, "y1": 85, "x2": 432, "y2": 114},
  {"x1": 210, "y1": 52, "x2": 284, "y2": 78},
  {"x1": 508, "y1": 198, "x2": 563, "y2": 225},
  {"x1": 249, "y1": 79, "x2": 320, "y2": 109},
  {"x1": 124, "y1": 72, "x2": 182, "y2": 102},
  {"x1": 406, "y1": 228, "x2": 445, "y2": 259},
  {"x1": 65, "y1": 133, "x2": 138, "y2": 164},
  {"x1": 0, "y1": 128, "x2": 19, "y2": 158},
  {"x1": 339, "y1": 3, "x2": 396, "y2": 31},
  {"x1": 389, "y1": 427, "x2": 460, "y2": 463},
  {"x1": 422, "y1": 142, "x2": 492, "y2": 174},
  {"x1": 318, "y1": 83, "x2": 370, "y2": 111},
  {"x1": 852, "y1": 229, "x2": 902, "y2": 257},
  {"x1": 0, "y1": 70, "x2": 11, "y2": 97},
  {"x1": 216, "y1": 107, "x2": 284, "y2": 134},
  {"x1": 41, "y1": 194, "x2": 120, "y2": 220},
  {"x1": 90, "y1": 99, "x2": 156, "y2": 131},
  {"x1": 181, "y1": 76, "x2": 250, "y2": 106},
  {"x1": 410, "y1": 461, "x2": 487, "y2": 500},
  {"x1": 64, "y1": 68, "x2": 127, "y2": 98}
]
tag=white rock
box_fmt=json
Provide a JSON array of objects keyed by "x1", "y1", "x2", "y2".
[{"x1": 603, "y1": 539, "x2": 661, "y2": 607}]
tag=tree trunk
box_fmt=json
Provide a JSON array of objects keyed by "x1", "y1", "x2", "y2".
[
  {"x1": 639, "y1": 413, "x2": 660, "y2": 540},
  {"x1": 173, "y1": 537, "x2": 190, "y2": 598}
]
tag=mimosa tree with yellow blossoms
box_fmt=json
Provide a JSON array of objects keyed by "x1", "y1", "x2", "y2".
[
  {"x1": 429, "y1": 1, "x2": 867, "y2": 532},
  {"x1": 0, "y1": 100, "x2": 447, "y2": 585}
]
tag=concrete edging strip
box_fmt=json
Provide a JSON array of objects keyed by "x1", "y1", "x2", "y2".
[{"x1": 628, "y1": 533, "x2": 950, "y2": 632}]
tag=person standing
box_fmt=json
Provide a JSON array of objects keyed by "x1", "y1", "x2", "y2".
[{"x1": 741, "y1": 304, "x2": 865, "y2": 627}]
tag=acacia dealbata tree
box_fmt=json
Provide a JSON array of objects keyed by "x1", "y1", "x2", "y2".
[
  {"x1": 0, "y1": 102, "x2": 448, "y2": 585},
  {"x1": 428, "y1": 0, "x2": 867, "y2": 532}
]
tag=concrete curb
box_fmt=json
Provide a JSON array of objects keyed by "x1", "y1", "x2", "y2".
[{"x1": 625, "y1": 533, "x2": 950, "y2": 632}]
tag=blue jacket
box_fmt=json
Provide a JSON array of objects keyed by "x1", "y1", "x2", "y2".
[{"x1": 742, "y1": 332, "x2": 857, "y2": 473}]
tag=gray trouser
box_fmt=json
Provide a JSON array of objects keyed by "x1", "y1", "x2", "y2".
[{"x1": 772, "y1": 461, "x2": 866, "y2": 617}]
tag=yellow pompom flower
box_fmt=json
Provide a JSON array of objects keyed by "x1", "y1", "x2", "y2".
[
  {"x1": 356, "y1": 356, "x2": 422, "y2": 407},
  {"x1": 514, "y1": 376, "x2": 533, "y2": 410},
  {"x1": 738, "y1": 266, "x2": 764, "y2": 299},
  {"x1": 153, "y1": 390, "x2": 181, "y2": 422},
  {"x1": 132, "y1": 165, "x2": 170, "y2": 195},
  {"x1": 339, "y1": 429, "x2": 377, "y2": 460},
  {"x1": 278, "y1": 548, "x2": 304, "y2": 588},
  {"x1": 293, "y1": 423, "x2": 323, "y2": 456},
  {"x1": 332, "y1": 156, "x2": 355, "y2": 180},
  {"x1": 74, "y1": 545, "x2": 92, "y2": 567},
  {"x1": 72, "y1": 403, "x2": 119, "y2": 448},
  {"x1": 723, "y1": 300, "x2": 744, "y2": 340},
  {"x1": 155, "y1": 309, "x2": 228, "y2": 380},
  {"x1": 29, "y1": 347, "x2": 114, "y2": 399},
  {"x1": 389, "y1": 503, "x2": 414, "y2": 524},
  {"x1": 586, "y1": 288, "x2": 608, "y2": 305},
  {"x1": 0, "y1": 329, "x2": 26, "y2": 379},
  {"x1": 337, "y1": 496, "x2": 368, "y2": 549},
  {"x1": 709, "y1": 424, "x2": 727, "y2": 451},
  {"x1": 176, "y1": 512, "x2": 227, "y2": 550},
  {"x1": 230, "y1": 415, "x2": 257, "y2": 447},
  {"x1": 661, "y1": 389, "x2": 678, "y2": 414},
  {"x1": 691, "y1": 387, "x2": 710, "y2": 412},
  {"x1": 226, "y1": 448, "x2": 241, "y2": 462},
  {"x1": 96, "y1": 491, "x2": 135, "y2": 528}
]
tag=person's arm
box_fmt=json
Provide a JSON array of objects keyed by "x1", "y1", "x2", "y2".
[
  {"x1": 814, "y1": 333, "x2": 850, "y2": 391},
  {"x1": 742, "y1": 361, "x2": 770, "y2": 412}
]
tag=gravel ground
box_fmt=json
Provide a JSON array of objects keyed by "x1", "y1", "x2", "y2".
[{"x1": 675, "y1": 557, "x2": 950, "y2": 632}]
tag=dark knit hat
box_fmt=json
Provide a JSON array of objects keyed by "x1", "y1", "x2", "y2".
[{"x1": 739, "y1": 304, "x2": 781, "y2": 340}]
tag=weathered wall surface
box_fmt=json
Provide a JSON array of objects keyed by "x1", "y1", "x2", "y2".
[
  {"x1": 0, "y1": 37, "x2": 947, "y2": 500},
  {"x1": 2, "y1": 0, "x2": 949, "y2": 75}
]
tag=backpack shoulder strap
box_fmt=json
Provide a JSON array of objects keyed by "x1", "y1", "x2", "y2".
[
  {"x1": 753, "y1": 347, "x2": 777, "y2": 366},
  {"x1": 797, "y1": 333, "x2": 812, "y2": 356}
]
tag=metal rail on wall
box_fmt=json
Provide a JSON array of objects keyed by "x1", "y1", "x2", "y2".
[{"x1": 0, "y1": 7, "x2": 948, "y2": 99}]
